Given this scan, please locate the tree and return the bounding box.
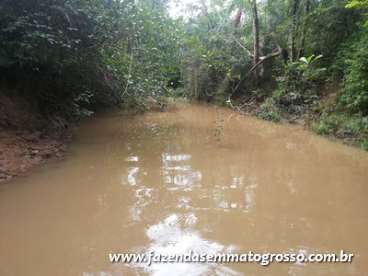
[298,0,311,58]
[251,0,261,79]
[289,0,300,61]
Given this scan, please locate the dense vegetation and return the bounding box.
[0,0,182,117]
[0,0,367,148]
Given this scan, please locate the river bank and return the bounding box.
[0,95,72,184]
[0,130,70,183]
[230,91,368,151]
[0,95,166,184]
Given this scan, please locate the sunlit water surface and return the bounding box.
[1,104,368,276]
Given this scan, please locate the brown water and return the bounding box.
[1,103,368,276]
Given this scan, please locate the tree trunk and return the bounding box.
[234,8,243,27]
[290,0,300,61]
[200,0,208,16]
[191,63,200,100]
[298,0,310,58]
[251,0,260,79]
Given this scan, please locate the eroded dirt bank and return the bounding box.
[0,130,69,183]
[0,95,71,183]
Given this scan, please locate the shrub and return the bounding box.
[272,55,326,117]
[337,29,368,115]
[312,112,368,148]
[312,113,340,135]
[257,98,281,122]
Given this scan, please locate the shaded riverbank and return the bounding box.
[0,129,69,183]
[0,95,72,183]
[230,91,368,151]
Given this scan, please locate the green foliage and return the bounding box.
[336,29,368,114]
[313,112,368,136]
[0,0,183,115]
[256,98,281,122]
[299,54,323,65]
[0,0,134,116]
[272,55,326,116]
[361,138,368,150]
[179,2,254,100]
[312,113,341,135]
[306,1,362,63]
[313,112,368,148]
[346,0,368,8]
[346,0,368,26]
[102,3,183,109]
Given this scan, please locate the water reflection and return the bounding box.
[129,186,154,222]
[210,176,258,213]
[132,214,240,276]
[83,272,112,276]
[162,153,202,189]
[243,180,257,212]
[125,156,139,162]
[127,167,139,186]
[177,196,192,209]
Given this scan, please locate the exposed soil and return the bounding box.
[0,130,70,183]
[0,94,72,184]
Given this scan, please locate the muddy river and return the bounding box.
[1,104,368,276]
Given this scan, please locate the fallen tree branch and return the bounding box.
[233,38,253,57]
[249,50,281,73]
[232,49,281,94]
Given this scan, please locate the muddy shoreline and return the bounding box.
[0,93,75,184]
[0,128,72,184]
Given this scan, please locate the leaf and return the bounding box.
[299,57,308,64]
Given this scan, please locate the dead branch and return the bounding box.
[232,49,281,93]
